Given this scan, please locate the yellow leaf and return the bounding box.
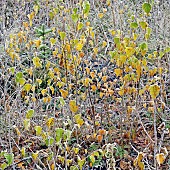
[114,68,122,77]
[74,114,81,121]
[13,126,21,137]
[33,5,39,14]
[51,163,55,170]
[32,57,42,68]
[50,86,54,94]
[27,12,35,21]
[127,106,133,117]
[53,48,58,56]
[57,81,65,88]
[69,100,78,113]
[138,162,145,170]
[90,72,95,79]
[149,84,160,99]
[79,51,85,58]
[60,89,68,99]
[118,88,124,96]
[50,38,56,47]
[102,8,107,13]
[21,147,25,157]
[136,64,142,78]
[125,47,135,57]
[45,61,51,70]
[141,50,146,56]
[76,116,84,126]
[102,76,107,82]
[31,85,36,92]
[148,107,154,113]
[100,92,104,98]
[32,151,39,160]
[46,117,55,128]
[86,67,90,74]
[98,129,106,135]
[93,47,98,55]
[34,39,41,48]
[84,77,90,87]
[76,43,83,51]
[134,152,145,170]
[98,13,104,18]
[23,22,29,29]
[156,153,166,166]
[109,29,116,36]
[102,41,107,48]
[98,72,102,78]
[91,85,97,91]
[86,21,90,26]
[43,97,51,103]
[66,159,72,166]
[65,44,71,53]
[36,79,42,85]
[81,93,86,101]
[41,89,47,96]
[119,55,127,64]
[48,70,55,79]
[133,33,138,41]
[149,68,157,77]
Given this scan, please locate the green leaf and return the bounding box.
[59,32,66,40]
[140,21,148,30]
[23,119,30,130]
[77,22,84,30]
[49,11,54,20]
[59,97,65,106]
[114,37,120,44]
[16,72,23,82]
[142,3,152,14]
[130,22,138,29]
[73,8,78,13]
[26,109,34,119]
[1,162,7,170]
[70,166,79,170]
[159,51,165,58]
[34,126,42,135]
[19,78,26,86]
[44,28,52,34]
[56,128,64,143]
[63,130,72,141]
[78,156,85,170]
[45,137,54,146]
[146,27,152,35]
[24,83,32,93]
[140,42,148,50]
[71,13,79,23]
[145,27,152,40]
[83,1,90,14]
[39,44,50,50]
[109,50,117,59]
[4,153,14,165]
[164,47,170,53]
[89,155,95,164]
[10,67,15,74]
